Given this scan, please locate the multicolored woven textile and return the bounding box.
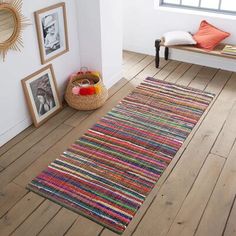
[28,78,214,234]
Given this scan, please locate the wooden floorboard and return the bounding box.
[165,62,192,83]
[0,182,28,218]
[132,72,236,236]
[176,64,202,86]
[211,101,236,158]
[0,124,73,189]
[195,134,236,236]
[154,60,181,81]
[0,106,75,169]
[11,200,61,236]
[189,67,218,90]
[13,55,154,188]
[135,59,169,80]
[223,195,236,236]
[64,217,103,236]
[0,192,44,236]
[0,126,36,157]
[1,52,236,236]
[37,208,78,236]
[166,154,225,236]
[101,59,232,236]
[124,55,154,79]
[122,52,146,72]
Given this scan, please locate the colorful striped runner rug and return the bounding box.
[28,77,214,234]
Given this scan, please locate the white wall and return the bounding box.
[76,0,123,89]
[123,0,236,71]
[75,0,102,72]
[100,0,123,88]
[0,0,81,146]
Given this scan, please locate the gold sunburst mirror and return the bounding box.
[0,0,29,61]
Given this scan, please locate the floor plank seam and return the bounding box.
[187,75,236,235]
[119,58,156,97]
[210,99,236,159]
[192,158,229,236]
[63,112,92,128]
[0,127,36,158]
[168,154,226,236]
[35,206,63,236]
[164,148,215,236]
[209,153,227,160]
[204,68,221,90]
[11,181,29,190]
[209,95,236,159]
[98,228,105,236]
[124,56,155,79]
[221,195,236,236]
[130,64,223,236]
[123,55,147,72]
[0,189,29,220]
[62,215,79,236]
[229,137,236,156]
[10,126,74,188]
[2,52,236,236]
[186,66,208,88]
[175,63,195,83]
[2,51,153,236]
[0,103,74,158]
[162,62,182,81]
[152,60,171,78]
[4,52,153,194]
[152,60,175,79]
[135,58,155,76]
[0,109,77,169]
[209,119,227,155]
[130,63,234,236]
[202,69,220,92]
[174,63,193,83]
[8,199,47,236]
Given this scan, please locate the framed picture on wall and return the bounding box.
[35,3,69,64]
[21,65,62,127]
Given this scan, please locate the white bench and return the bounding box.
[155,39,235,68]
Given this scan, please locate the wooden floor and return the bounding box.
[1,51,236,236]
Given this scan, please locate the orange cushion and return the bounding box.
[193,20,230,51]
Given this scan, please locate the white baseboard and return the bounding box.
[104,70,123,89]
[0,117,32,147]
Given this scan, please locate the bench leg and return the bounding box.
[165,47,169,60]
[155,39,161,68]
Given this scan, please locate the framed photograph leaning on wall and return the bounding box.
[21,65,62,127]
[35,3,69,64]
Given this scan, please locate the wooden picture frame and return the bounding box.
[35,2,69,64]
[21,64,62,127]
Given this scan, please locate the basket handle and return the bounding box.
[79,79,91,87]
[78,67,90,75]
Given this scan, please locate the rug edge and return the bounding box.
[26,185,124,235]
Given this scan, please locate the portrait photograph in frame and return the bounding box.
[35,2,69,64]
[21,65,62,127]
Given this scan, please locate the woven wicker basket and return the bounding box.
[65,73,108,110]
